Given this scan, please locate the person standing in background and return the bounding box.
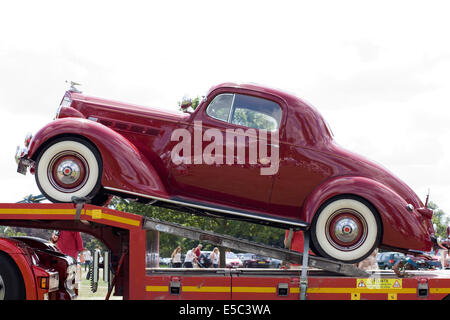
[210,247,220,268]
[55,230,86,291]
[56,231,85,260]
[171,246,182,268]
[50,230,59,245]
[193,244,202,267]
[83,249,92,271]
[184,248,196,268]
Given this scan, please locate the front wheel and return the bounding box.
[310,196,381,264]
[35,137,103,203]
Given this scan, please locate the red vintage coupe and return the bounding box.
[15,82,435,263]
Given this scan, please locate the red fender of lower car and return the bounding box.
[27,118,169,200]
[0,238,38,299]
[301,176,433,252]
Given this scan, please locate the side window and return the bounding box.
[205,93,234,122]
[230,94,282,131]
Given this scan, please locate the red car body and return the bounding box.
[0,236,76,300]
[16,82,435,263]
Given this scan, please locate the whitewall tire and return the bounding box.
[35,138,102,203]
[311,196,381,263]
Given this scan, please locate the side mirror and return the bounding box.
[180,95,193,113]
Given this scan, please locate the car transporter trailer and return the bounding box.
[1,201,450,301]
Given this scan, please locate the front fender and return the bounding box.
[301,176,433,251]
[0,239,38,299]
[28,118,169,200]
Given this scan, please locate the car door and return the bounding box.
[169,90,284,212]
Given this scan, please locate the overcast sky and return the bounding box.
[1,1,449,217]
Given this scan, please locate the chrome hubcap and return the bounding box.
[48,151,89,193]
[57,160,81,185]
[334,218,360,243]
[326,209,367,251]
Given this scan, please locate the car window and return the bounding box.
[231,94,282,131]
[206,93,234,122]
[205,93,282,131]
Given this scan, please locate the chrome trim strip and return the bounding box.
[227,93,236,123]
[104,186,308,228]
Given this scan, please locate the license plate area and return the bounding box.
[17,160,28,175]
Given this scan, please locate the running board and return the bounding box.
[104,186,308,230]
[142,217,369,278]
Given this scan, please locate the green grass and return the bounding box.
[77,267,122,300]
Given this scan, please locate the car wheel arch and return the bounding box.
[28,119,169,201]
[301,175,431,252]
[30,133,102,164]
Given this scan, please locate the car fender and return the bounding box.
[0,238,38,299]
[301,176,432,251]
[27,118,169,200]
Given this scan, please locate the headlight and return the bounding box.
[15,146,28,164]
[24,132,33,148]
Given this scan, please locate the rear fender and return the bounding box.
[28,118,169,199]
[301,176,432,251]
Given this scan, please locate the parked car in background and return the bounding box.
[159,257,171,267]
[239,253,271,268]
[376,252,405,269]
[226,251,243,268]
[269,258,282,268]
[406,251,441,270]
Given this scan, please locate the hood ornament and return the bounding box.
[66,80,82,93]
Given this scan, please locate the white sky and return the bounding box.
[1,0,449,216]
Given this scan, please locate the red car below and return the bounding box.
[15,82,435,263]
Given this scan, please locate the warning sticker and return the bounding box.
[356,278,402,289]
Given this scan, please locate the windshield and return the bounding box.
[226,252,238,259]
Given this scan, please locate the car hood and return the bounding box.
[70,92,190,123]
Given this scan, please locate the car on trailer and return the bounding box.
[15,82,435,264]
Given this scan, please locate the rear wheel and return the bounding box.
[0,252,26,300]
[311,196,381,264]
[35,137,103,204]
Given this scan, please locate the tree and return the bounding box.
[178,96,202,111]
[0,226,26,237]
[109,197,285,258]
[428,200,449,239]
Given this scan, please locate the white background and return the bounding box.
[1,0,449,216]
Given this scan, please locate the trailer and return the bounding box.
[1,202,450,301]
